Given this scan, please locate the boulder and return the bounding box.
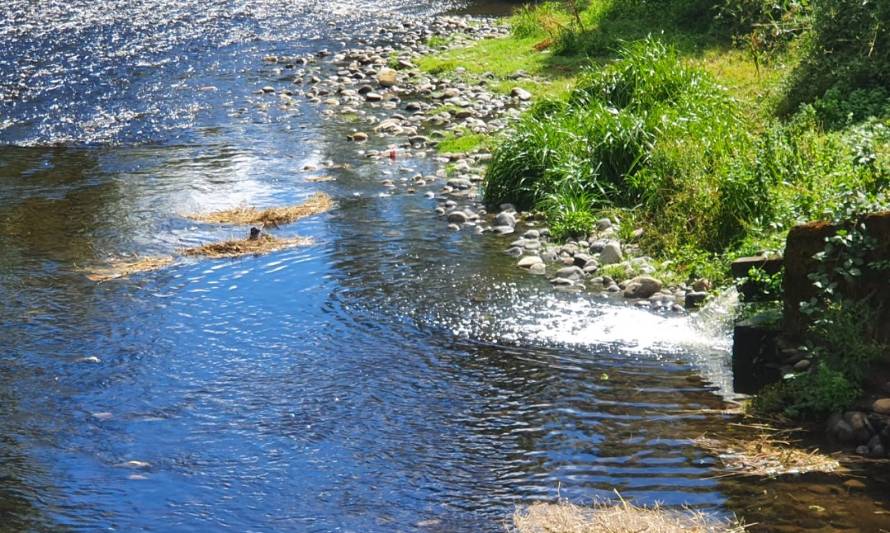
[599,241,623,265]
[573,253,594,268]
[528,263,546,275]
[511,87,532,101]
[446,211,469,224]
[505,246,523,257]
[827,413,856,443]
[495,211,516,228]
[844,411,874,443]
[873,398,890,415]
[376,68,398,87]
[623,276,663,299]
[685,291,708,308]
[555,266,583,281]
[517,256,543,269]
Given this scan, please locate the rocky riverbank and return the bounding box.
[265,11,890,466]
[259,14,711,314]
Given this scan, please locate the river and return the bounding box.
[1,1,888,531]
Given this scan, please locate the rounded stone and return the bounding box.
[873,398,890,415]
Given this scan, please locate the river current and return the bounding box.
[2,1,889,531]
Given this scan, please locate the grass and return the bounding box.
[436,131,492,154]
[417,35,580,98]
[181,234,313,259]
[513,498,744,533]
[185,192,333,227]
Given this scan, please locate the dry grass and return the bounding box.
[695,431,842,478]
[513,499,744,533]
[82,256,173,282]
[186,192,333,227]
[181,234,312,258]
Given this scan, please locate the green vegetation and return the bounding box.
[436,130,492,154]
[420,0,890,418]
[540,185,597,240]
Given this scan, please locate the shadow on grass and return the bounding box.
[536,0,736,73]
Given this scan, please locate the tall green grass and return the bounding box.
[484,37,889,254]
[485,38,753,249]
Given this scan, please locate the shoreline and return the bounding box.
[271,4,890,510]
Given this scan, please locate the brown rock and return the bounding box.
[842,479,866,491]
[873,398,890,415]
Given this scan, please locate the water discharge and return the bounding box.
[2,1,890,531]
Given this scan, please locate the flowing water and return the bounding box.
[2,1,890,531]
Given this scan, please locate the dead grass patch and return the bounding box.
[695,431,842,477]
[186,192,333,227]
[82,256,173,282]
[181,234,312,259]
[513,499,744,533]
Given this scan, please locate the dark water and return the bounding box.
[2,1,890,531]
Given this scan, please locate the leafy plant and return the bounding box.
[743,267,784,301]
[540,185,597,240]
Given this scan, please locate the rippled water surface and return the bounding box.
[3,1,890,531]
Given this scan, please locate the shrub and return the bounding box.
[714,0,811,51]
[782,0,890,123]
[510,2,564,39]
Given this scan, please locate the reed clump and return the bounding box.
[186,192,333,227]
[181,234,312,259]
[82,256,174,282]
[512,499,744,533]
[695,432,842,477]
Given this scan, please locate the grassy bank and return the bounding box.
[421,0,889,418]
